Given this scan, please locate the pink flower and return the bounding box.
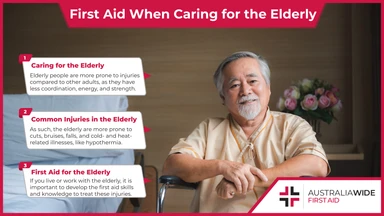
[285,98,297,111]
[284,86,300,99]
[318,95,331,109]
[331,100,343,112]
[300,94,318,111]
[324,90,339,106]
[315,88,325,95]
[331,86,340,93]
[276,97,286,111]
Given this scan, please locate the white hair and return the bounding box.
[213,51,271,96]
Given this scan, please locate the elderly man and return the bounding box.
[162,51,330,213]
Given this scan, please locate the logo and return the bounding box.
[279,186,300,207]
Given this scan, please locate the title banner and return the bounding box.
[58,0,326,28]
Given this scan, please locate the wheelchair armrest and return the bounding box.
[159,175,199,190]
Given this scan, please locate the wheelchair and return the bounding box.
[157,175,198,213]
[156,175,313,213]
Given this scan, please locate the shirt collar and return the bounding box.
[228,107,272,142]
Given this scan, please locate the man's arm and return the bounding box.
[162,153,268,193]
[253,154,328,187]
[215,154,328,199]
[162,153,222,183]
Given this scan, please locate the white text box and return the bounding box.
[23,111,146,149]
[23,165,146,198]
[22,57,146,96]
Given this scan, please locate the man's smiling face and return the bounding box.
[221,57,271,120]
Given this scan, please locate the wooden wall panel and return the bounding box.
[3,3,373,212]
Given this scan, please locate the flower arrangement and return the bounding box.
[277,78,342,124]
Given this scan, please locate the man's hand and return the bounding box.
[219,161,268,194]
[215,178,238,199]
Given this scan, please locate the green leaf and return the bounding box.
[293,108,304,116]
[307,110,322,118]
[304,110,333,124]
[321,113,333,124]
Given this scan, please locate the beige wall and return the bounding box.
[4,3,373,212]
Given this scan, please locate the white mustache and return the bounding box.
[238,95,259,104]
